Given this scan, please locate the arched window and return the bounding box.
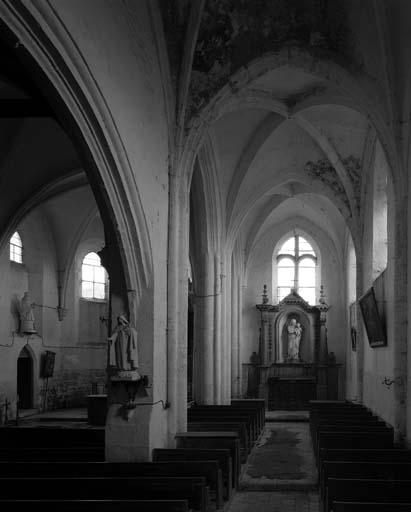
[10,231,23,263]
[372,140,388,278]
[276,234,317,304]
[81,252,107,300]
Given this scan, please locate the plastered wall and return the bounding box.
[0,201,109,420]
[360,142,396,428]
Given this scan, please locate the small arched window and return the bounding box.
[276,234,317,304]
[81,252,107,300]
[10,231,23,263]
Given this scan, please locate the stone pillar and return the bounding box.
[237,280,244,397]
[220,256,231,404]
[196,252,215,404]
[213,254,222,404]
[231,266,239,397]
[166,179,189,442]
[99,243,155,461]
[355,259,364,403]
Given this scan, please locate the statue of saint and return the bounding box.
[287,318,302,361]
[19,292,36,334]
[108,315,139,371]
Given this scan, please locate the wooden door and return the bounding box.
[17,353,33,409]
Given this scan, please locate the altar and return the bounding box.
[243,287,341,409]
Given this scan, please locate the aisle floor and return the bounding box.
[228,416,319,512]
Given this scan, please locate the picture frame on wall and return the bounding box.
[359,287,387,348]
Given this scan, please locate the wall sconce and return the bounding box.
[382,376,404,388]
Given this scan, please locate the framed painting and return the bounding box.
[359,287,386,348]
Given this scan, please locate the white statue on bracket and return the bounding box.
[287,318,302,362]
[19,292,36,334]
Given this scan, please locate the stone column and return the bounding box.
[100,243,155,461]
[213,254,222,404]
[196,252,215,404]
[221,255,231,404]
[231,266,239,397]
[237,280,244,397]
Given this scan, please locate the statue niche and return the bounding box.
[279,312,310,363]
[248,287,338,409]
[259,291,319,365]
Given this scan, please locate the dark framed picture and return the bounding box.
[359,287,386,348]
[40,350,56,378]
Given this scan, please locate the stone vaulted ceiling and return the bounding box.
[161,0,391,261]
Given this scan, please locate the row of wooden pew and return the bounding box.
[310,399,411,512]
[0,398,265,511]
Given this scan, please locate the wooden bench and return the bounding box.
[189,406,259,441]
[231,399,265,432]
[333,502,411,511]
[321,461,411,503]
[311,418,387,451]
[320,448,411,464]
[175,432,241,488]
[187,411,254,447]
[0,500,190,512]
[326,478,411,512]
[0,461,224,510]
[0,427,105,447]
[315,424,394,463]
[316,430,394,464]
[0,476,209,512]
[153,448,233,499]
[187,421,249,456]
[0,446,105,461]
[309,400,366,410]
[318,448,411,489]
[310,410,375,439]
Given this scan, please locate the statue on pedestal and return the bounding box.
[287,318,302,361]
[19,292,36,334]
[108,315,139,373]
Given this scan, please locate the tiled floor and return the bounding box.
[228,417,320,512]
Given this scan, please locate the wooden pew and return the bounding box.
[311,416,392,447]
[316,430,394,465]
[0,426,105,447]
[0,461,224,510]
[320,448,411,464]
[153,448,233,500]
[187,421,249,457]
[318,448,411,489]
[310,410,375,444]
[187,411,254,447]
[0,476,209,512]
[189,406,259,441]
[321,461,411,503]
[175,432,241,488]
[231,399,265,432]
[333,502,411,511]
[326,478,411,512]
[315,424,394,463]
[0,446,105,461]
[0,500,190,512]
[309,400,365,410]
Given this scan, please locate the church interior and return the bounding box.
[0,1,411,510]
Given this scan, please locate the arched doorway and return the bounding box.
[17,346,33,409]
